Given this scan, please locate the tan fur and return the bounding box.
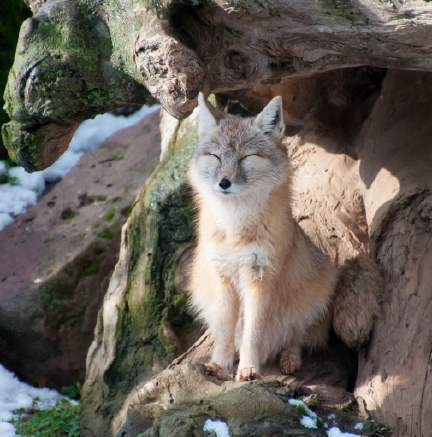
[333,255,383,349]
[188,94,338,380]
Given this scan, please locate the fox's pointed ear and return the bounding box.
[197,92,217,141]
[254,96,285,140]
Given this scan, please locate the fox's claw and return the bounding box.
[236,366,259,381]
[205,362,232,380]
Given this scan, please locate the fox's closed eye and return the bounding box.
[240,154,263,162]
[204,153,221,161]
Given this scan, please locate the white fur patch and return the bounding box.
[204,243,272,281]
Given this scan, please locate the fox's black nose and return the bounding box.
[219,178,231,190]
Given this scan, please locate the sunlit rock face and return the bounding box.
[0,110,160,388]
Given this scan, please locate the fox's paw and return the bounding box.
[236,366,259,382]
[204,362,232,381]
[280,351,302,375]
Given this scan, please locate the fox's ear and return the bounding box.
[197,92,217,141]
[254,96,285,140]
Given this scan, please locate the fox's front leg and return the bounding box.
[206,277,239,380]
[236,278,268,382]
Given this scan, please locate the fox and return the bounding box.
[188,93,381,381]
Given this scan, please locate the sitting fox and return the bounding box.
[188,93,381,381]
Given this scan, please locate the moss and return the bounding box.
[103,209,116,221]
[0,0,30,155]
[82,262,99,276]
[97,228,113,239]
[120,204,133,217]
[1,0,151,168]
[320,0,363,24]
[103,119,199,408]
[41,279,74,329]
[320,0,369,25]
[12,399,80,437]
[61,208,78,220]
[60,382,81,400]
[1,121,43,170]
[95,195,107,202]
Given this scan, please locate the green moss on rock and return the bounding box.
[85,117,198,432]
[2,0,152,169]
[0,0,30,157]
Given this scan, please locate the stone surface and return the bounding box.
[82,110,200,437]
[114,361,387,437]
[0,0,29,157]
[0,109,160,388]
[5,0,432,168]
[355,70,432,437]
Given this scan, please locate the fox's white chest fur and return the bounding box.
[204,241,272,284]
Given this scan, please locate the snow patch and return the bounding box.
[288,398,317,420]
[0,364,76,435]
[289,398,318,429]
[300,415,318,429]
[0,421,17,437]
[326,426,358,437]
[0,104,158,231]
[354,422,364,430]
[203,418,231,437]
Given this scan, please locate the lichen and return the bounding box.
[103,119,198,410]
[1,0,152,169]
[0,0,30,154]
[320,0,369,25]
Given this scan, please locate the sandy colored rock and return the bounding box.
[114,360,387,437]
[355,70,432,437]
[0,110,160,387]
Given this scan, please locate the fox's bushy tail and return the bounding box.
[332,255,383,349]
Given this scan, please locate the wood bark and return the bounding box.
[355,70,432,437]
[5,0,432,168]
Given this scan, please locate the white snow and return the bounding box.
[288,398,318,420]
[300,415,318,429]
[289,398,318,429]
[0,363,76,436]
[0,104,158,231]
[0,421,17,437]
[326,427,358,437]
[203,418,231,437]
[354,422,364,430]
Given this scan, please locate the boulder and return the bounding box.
[0,109,160,388]
[0,0,29,157]
[115,362,388,437]
[82,110,200,436]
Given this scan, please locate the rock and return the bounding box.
[5,0,432,168]
[0,109,160,388]
[2,0,153,170]
[354,70,432,436]
[114,361,388,437]
[82,110,200,437]
[0,0,29,158]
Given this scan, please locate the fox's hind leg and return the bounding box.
[279,344,302,375]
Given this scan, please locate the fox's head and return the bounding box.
[189,93,288,202]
